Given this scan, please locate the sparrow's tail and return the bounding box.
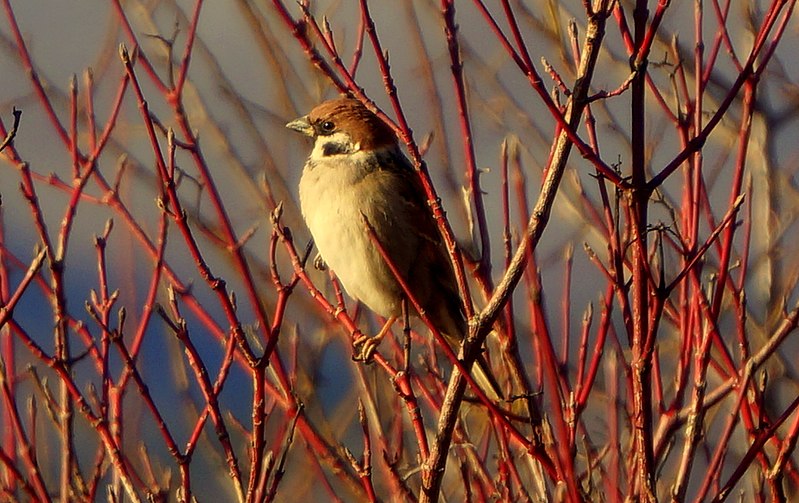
[472,352,504,402]
[434,304,504,401]
[439,323,505,402]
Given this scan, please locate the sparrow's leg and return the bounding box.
[353,316,397,362]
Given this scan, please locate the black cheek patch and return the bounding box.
[322,141,349,156]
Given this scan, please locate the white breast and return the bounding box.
[298,152,404,318]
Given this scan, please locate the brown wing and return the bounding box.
[372,149,504,398]
[373,148,467,342]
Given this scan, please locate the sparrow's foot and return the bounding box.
[352,316,397,362]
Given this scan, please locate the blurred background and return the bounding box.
[2,0,799,500]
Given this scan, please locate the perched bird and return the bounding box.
[287,97,500,398]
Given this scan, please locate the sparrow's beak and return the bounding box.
[286,115,314,136]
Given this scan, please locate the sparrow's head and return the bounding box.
[286,98,397,156]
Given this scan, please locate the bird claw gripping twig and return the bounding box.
[351,316,397,362]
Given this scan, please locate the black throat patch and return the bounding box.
[321,140,350,156]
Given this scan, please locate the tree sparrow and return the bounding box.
[287,98,500,398]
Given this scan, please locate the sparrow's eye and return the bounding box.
[320,120,336,133]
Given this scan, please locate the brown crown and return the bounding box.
[307,98,397,150]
